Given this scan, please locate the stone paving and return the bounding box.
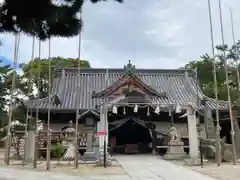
[116,155,218,180]
[0,155,219,180]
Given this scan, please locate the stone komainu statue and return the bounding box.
[170,127,181,141]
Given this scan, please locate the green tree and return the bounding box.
[20,57,90,98]
[0,41,10,126]
[0,61,12,126]
[185,49,239,101]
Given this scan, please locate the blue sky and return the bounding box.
[0,56,20,69]
[0,0,240,69]
[0,56,12,66]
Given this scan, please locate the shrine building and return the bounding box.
[24,61,229,155]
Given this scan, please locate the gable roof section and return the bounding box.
[92,73,166,98]
[24,67,228,111]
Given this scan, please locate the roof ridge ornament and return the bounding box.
[124,60,136,75]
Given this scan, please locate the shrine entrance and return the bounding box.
[109,118,152,154]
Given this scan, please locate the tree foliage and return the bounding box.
[1,50,91,123]
[0,60,28,125]
[0,0,123,40]
[0,60,11,124]
[185,43,240,102]
[19,57,90,98]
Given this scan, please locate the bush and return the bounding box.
[52,140,65,159]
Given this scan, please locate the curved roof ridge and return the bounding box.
[93,73,166,98]
[184,76,228,109]
[59,67,196,75]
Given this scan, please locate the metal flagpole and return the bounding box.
[22,36,35,166]
[46,38,51,170]
[207,0,221,166]
[74,6,83,169]
[34,39,41,168]
[230,6,240,91]
[218,0,237,165]
[5,33,20,165]
[230,7,236,45]
[104,69,109,168]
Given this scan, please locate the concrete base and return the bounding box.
[96,159,112,166]
[96,151,112,166]
[163,140,187,160]
[83,151,97,162]
[184,158,201,166]
[164,154,187,160]
[152,149,157,155]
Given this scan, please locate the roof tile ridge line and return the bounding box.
[79,109,100,116]
[93,74,127,97]
[163,77,174,103]
[95,73,165,97]
[183,71,203,105]
[132,74,166,97]
[58,69,66,100]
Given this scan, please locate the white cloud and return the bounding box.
[1,0,240,69]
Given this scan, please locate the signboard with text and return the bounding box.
[97,131,107,136]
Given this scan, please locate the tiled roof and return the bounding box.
[24,68,228,111]
[92,73,166,98]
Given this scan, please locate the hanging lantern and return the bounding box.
[112,105,118,114]
[147,106,150,116]
[134,104,138,113]
[154,105,160,114]
[123,106,126,115]
[175,104,181,113]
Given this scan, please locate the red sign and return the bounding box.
[97,131,107,136]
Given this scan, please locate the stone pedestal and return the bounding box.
[86,131,93,151]
[25,131,36,162]
[185,105,200,165]
[184,158,201,166]
[164,140,186,160]
[83,131,97,162]
[96,148,112,166]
